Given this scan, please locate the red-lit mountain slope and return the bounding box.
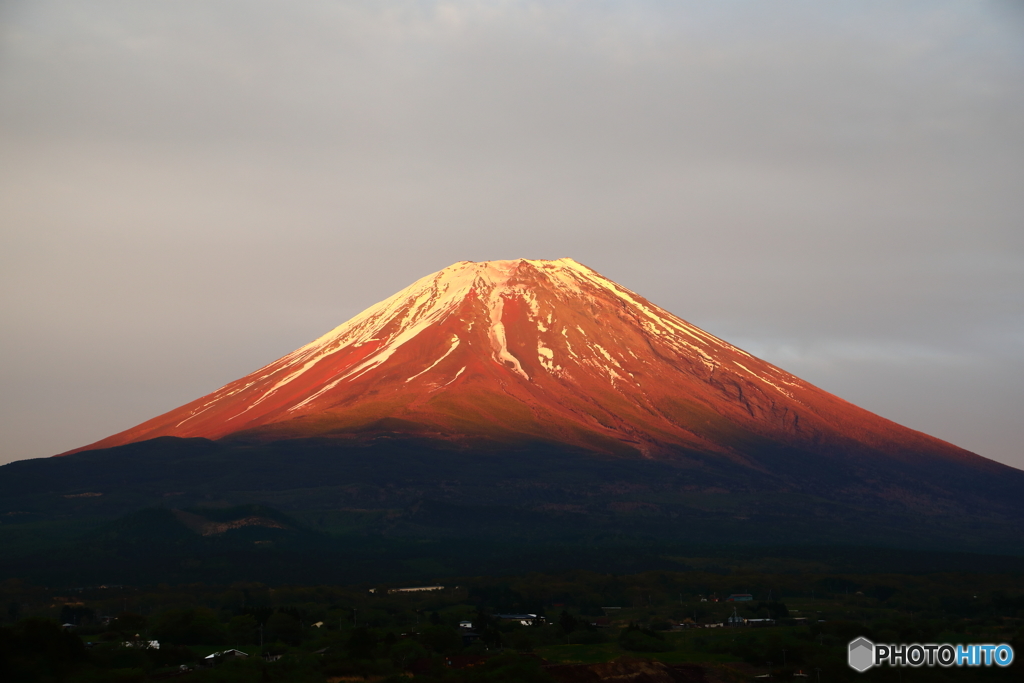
[60,258,987,471]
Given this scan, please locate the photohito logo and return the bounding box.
[848,637,874,672]
[848,637,1014,671]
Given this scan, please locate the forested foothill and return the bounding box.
[1,569,1021,682]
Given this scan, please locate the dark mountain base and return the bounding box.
[2,436,1022,585]
[5,507,1024,587]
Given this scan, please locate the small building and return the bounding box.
[493,613,543,626]
[205,649,248,660]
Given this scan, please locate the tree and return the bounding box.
[766,601,789,620]
[472,609,502,649]
[558,611,578,637]
[227,614,257,646]
[347,626,377,658]
[265,612,302,646]
[0,618,87,681]
[390,638,428,669]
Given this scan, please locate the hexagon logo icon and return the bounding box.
[848,637,875,672]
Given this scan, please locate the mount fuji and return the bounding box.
[61,258,989,471]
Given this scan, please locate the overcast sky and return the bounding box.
[1,1,1022,469]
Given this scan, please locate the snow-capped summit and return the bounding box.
[61,258,982,469]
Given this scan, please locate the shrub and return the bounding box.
[618,623,672,652]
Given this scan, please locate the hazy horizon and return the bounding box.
[2,1,1022,468]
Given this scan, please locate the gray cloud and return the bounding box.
[2,1,1022,467]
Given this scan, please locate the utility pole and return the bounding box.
[782,649,786,667]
